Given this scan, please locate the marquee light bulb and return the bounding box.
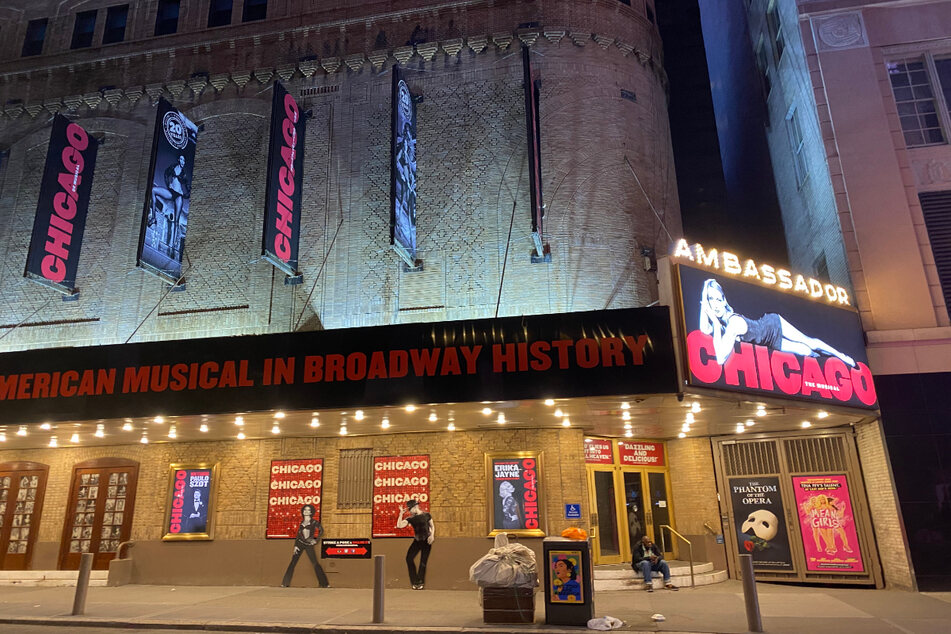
[310,417,320,428]
[271,424,281,435]
[691,402,702,413]
[154,416,164,424]
[818,411,829,419]
[735,424,745,434]
[140,434,149,444]
[70,433,80,443]
[481,407,492,415]
[405,404,416,412]
[554,409,564,418]
[621,402,630,410]
[447,423,456,431]
[625,430,634,438]
[801,421,812,428]
[199,424,208,433]
[355,410,365,421]
[497,413,506,424]
[237,432,246,440]
[428,411,437,422]
[686,412,695,424]
[274,411,285,419]
[624,423,632,430]
[339,426,348,436]
[49,435,58,447]
[168,426,177,439]
[122,422,133,431]
[17,426,27,436]
[622,411,631,421]
[235,416,244,426]
[682,423,691,433]
[0,432,6,442]
[561,418,571,428]
[95,425,105,438]
[678,432,687,439]
[381,418,390,429]
[544,399,555,406]
[756,408,766,417]
[40,422,52,430]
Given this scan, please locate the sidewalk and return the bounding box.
[0,580,949,633]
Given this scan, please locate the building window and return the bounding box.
[242,0,267,22]
[785,105,807,187]
[208,0,233,28]
[919,190,951,313]
[766,0,785,63]
[337,449,372,509]
[71,10,97,49]
[103,5,129,45]
[935,57,951,131]
[755,37,772,100]
[887,59,945,147]
[21,18,48,57]
[813,253,829,281]
[154,0,180,36]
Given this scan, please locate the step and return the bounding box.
[594,569,728,591]
[593,560,714,579]
[0,570,109,587]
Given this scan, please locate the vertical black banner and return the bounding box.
[137,98,198,284]
[262,82,305,276]
[24,115,99,295]
[523,46,544,242]
[729,476,793,570]
[390,67,418,266]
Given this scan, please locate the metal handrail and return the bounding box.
[659,525,695,588]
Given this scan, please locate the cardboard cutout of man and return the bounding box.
[281,504,329,588]
[396,499,434,589]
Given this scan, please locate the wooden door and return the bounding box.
[0,462,49,570]
[58,458,138,571]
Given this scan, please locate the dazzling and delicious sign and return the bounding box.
[583,439,614,464]
[266,459,322,539]
[372,455,430,538]
[617,440,664,466]
[729,476,793,570]
[162,464,216,541]
[390,67,417,266]
[487,452,544,537]
[24,115,99,295]
[262,82,305,276]
[677,263,877,409]
[0,307,678,424]
[792,475,864,572]
[137,98,199,284]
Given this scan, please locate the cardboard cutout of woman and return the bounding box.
[396,499,434,589]
[281,504,329,588]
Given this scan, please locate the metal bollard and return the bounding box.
[738,554,763,632]
[372,554,385,623]
[71,552,94,616]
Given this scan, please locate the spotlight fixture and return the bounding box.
[381,417,391,430]
[624,422,632,430]
[428,411,437,422]
[622,411,631,421]
[154,416,165,424]
[355,410,365,421]
[95,424,105,438]
[199,424,209,433]
[678,432,687,439]
[554,408,564,418]
[271,424,281,434]
[405,404,416,412]
[756,408,766,417]
[235,416,244,426]
[274,411,286,419]
[621,402,630,410]
[40,422,52,430]
[625,430,633,437]
[17,426,27,437]
[49,435,58,447]
[801,421,812,428]
[686,412,695,424]
[310,417,320,428]
[0,432,6,442]
[544,399,555,406]
[168,426,177,439]
[497,413,506,424]
[561,418,571,428]
[447,423,456,431]
[70,433,80,443]
[735,424,745,434]
[339,426,348,436]
[122,422,133,432]
[691,402,701,413]
[140,434,149,444]
[745,420,754,427]
[237,432,246,440]
[481,407,492,415]
[681,423,691,433]
[817,411,829,419]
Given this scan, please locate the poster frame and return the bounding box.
[485,450,545,538]
[390,66,418,268]
[791,473,866,574]
[265,458,323,539]
[371,454,431,538]
[548,548,585,603]
[161,462,218,541]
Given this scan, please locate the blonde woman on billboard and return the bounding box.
[699,279,856,367]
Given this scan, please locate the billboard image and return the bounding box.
[390,67,417,266]
[138,98,198,284]
[262,82,305,276]
[372,455,430,537]
[677,264,877,408]
[24,115,99,295]
[163,464,216,540]
[487,452,544,536]
[549,549,584,603]
[793,475,864,572]
[266,459,322,539]
[729,476,793,570]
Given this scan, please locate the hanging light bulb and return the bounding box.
[682,423,691,433]
[736,424,745,434]
[756,406,766,417]
[274,411,286,419]
[310,417,320,428]
[49,435,58,447]
[168,426,177,439]
[70,433,80,444]
[801,421,812,428]
[624,423,632,430]
[17,426,27,436]
[94,424,105,438]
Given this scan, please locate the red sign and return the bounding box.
[584,439,614,464]
[618,441,665,466]
[372,455,430,538]
[266,458,323,538]
[321,539,372,559]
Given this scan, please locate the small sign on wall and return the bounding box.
[565,504,581,520]
[321,539,372,559]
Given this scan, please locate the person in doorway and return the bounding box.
[699,278,856,366]
[281,504,329,588]
[632,535,677,592]
[396,499,434,589]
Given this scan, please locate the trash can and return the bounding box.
[480,586,536,623]
[543,537,594,626]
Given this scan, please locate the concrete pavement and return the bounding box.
[0,581,949,633]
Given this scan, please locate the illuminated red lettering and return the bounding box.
[41,123,90,284]
[271,92,301,263]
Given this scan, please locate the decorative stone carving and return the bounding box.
[62,95,83,111]
[166,80,186,99]
[615,41,635,57]
[209,74,231,92]
[467,35,488,55]
[298,59,320,77]
[367,49,389,70]
[416,42,438,62]
[124,86,144,107]
[277,65,297,82]
[103,88,124,107]
[44,99,63,115]
[25,102,43,118]
[321,57,341,74]
[4,103,22,119]
[492,32,513,51]
[813,12,868,51]
[544,29,566,44]
[393,46,414,65]
[518,31,539,47]
[914,158,951,187]
[635,51,651,66]
[253,69,273,85]
[593,34,615,49]
[345,53,366,72]
[441,38,464,58]
[145,83,165,104]
[187,75,208,99]
[82,92,102,110]
[231,71,252,89]
[569,32,590,47]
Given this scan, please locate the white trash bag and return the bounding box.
[469,533,539,589]
[587,616,624,630]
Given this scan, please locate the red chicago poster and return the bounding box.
[372,455,430,538]
[266,458,323,538]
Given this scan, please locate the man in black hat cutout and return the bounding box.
[396,499,434,589]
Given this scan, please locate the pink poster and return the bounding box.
[792,475,864,572]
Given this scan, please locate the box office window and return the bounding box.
[22,18,48,57]
[71,10,97,49]
[103,5,129,45]
[337,449,372,509]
